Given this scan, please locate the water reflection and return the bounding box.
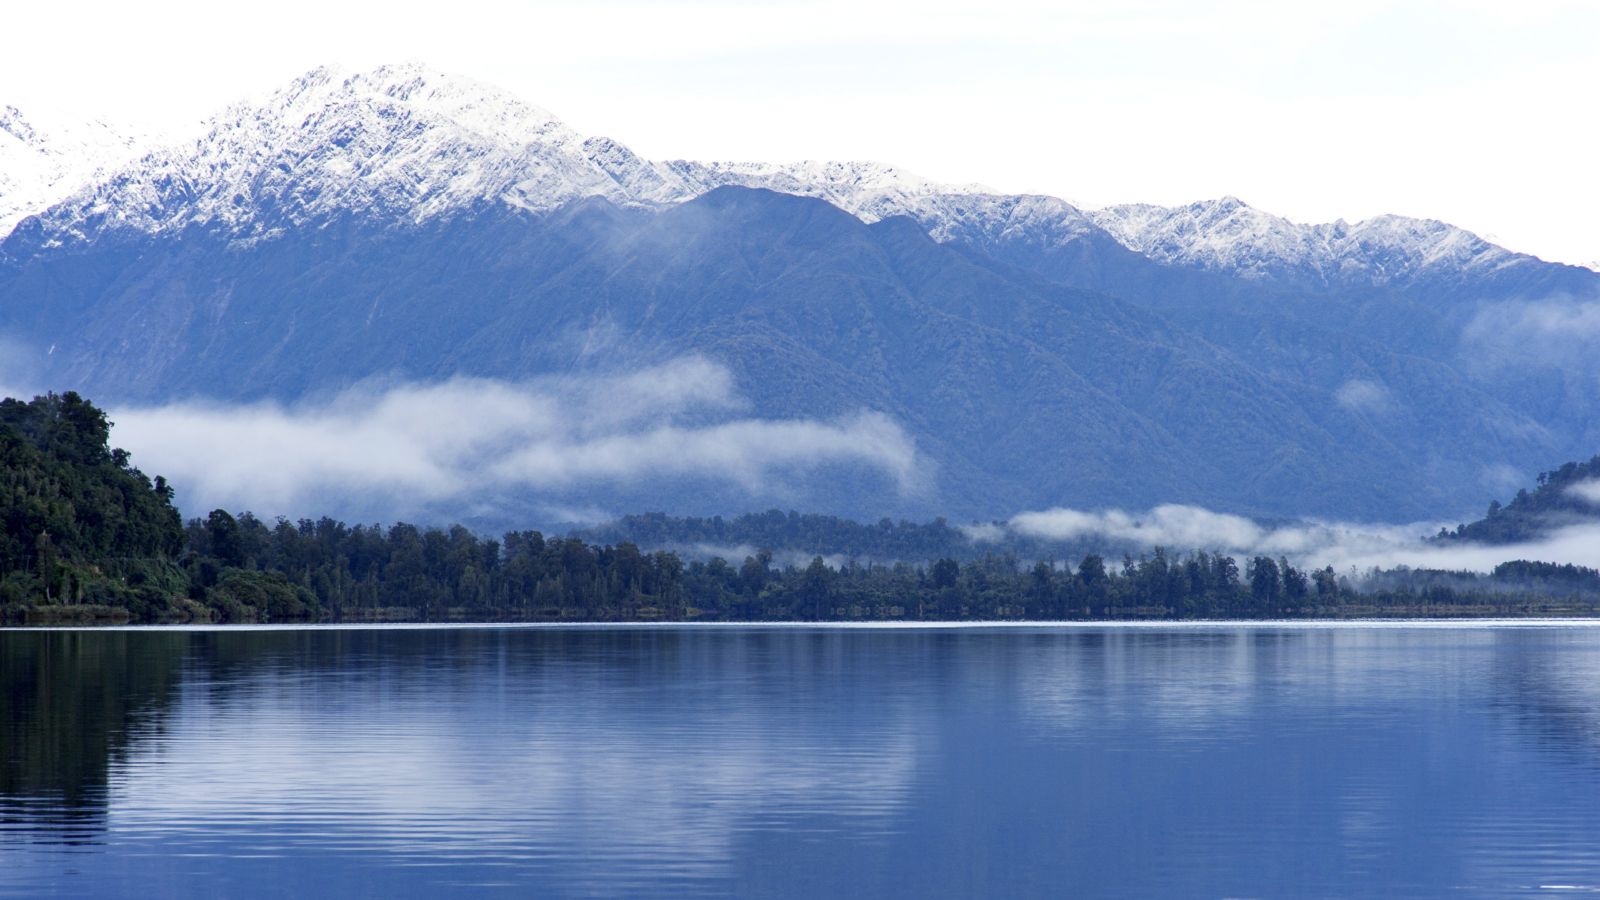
[1489,629,1600,763]
[3,625,1600,897]
[0,632,188,845]
[108,630,925,893]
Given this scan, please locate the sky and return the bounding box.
[3,0,1596,265]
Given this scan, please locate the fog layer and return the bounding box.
[1001,503,1600,574]
[110,358,923,520]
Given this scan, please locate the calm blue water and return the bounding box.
[4,624,1600,897]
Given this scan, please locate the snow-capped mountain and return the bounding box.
[0,106,147,237]
[663,160,1115,264]
[12,65,1041,249]
[1089,197,1527,290]
[5,60,1561,296]
[17,63,690,246]
[4,64,1551,293]
[665,159,991,227]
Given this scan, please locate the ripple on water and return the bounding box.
[4,626,1600,897]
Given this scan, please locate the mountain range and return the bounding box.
[2,62,1597,525]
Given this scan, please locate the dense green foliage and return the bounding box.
[3,392,1599,624]
[0,393,186,617]
[1440,455,1600,544]
[178,512,685,622]
[18,503,1600,623]
[179,531,1600,621]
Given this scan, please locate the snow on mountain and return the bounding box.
[666,163,1527,291]
[1089,197,1526,289]
[20,63,689,246]
[17,63,1108,258]
[0,106,146,236]
[665,159,987,223]
[7,61,1558,293]
[663,159,1112,253]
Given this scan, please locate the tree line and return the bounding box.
[4,392,1599,624]
[1439,454,1600,544]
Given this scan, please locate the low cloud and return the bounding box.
[0,334,44,401]
[1461,296,1600,375]
[1322,523,1600,574]
[1480,463,1526,496]
[1011,504,1271,550]
[1333,378,1396,416]
[1004,502,1600,573]
[1567,479,1600,507]
[959,522,1006,543]
[110,357,924,519]
[488,413,918,494]
[674,543,850,569]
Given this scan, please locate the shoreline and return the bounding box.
[9,617,1600,632]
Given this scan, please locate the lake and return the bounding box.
[4,623,1600,897]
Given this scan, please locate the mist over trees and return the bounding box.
[4,392,1600,625]
[1440,455,1600,544]
[577,511,979,562]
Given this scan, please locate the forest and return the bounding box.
[4,392,1600,625]
[1438,454,1600,544]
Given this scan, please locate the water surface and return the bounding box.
[4,623,1600,897]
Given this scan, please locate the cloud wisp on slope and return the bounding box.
[109,357,926,520]
[994,503,1600,574]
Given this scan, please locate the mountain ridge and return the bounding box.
[5,61,1584,289]
[0,105,146,237]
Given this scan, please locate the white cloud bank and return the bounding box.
[1333,378,1396,416]
[1566,479,1600,507]
[1000,503,1600,574]
[1461,297,1600,377]
[109,357,923,517]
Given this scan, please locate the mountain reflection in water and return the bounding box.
[4,625,1600,897]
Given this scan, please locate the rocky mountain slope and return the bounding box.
[0,106,146,237]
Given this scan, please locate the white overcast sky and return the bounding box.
[5,0,1597,265]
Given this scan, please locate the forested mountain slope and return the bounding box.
[3,63,1596,523]
[0,185,1554,521]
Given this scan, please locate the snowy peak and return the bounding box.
[316,63,577,150]
[660,159,1108,252]
[15,64,1065,251]
[0,106,147,236]
[0,106,40,145]
[664,159,995,225]
[582,136,686,203]
[3,61,1566,296]
[21,62,688,245]
[1092,197,1323,279]
[1089,196,1522,288]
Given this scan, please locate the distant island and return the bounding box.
[3,392,1598,626]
